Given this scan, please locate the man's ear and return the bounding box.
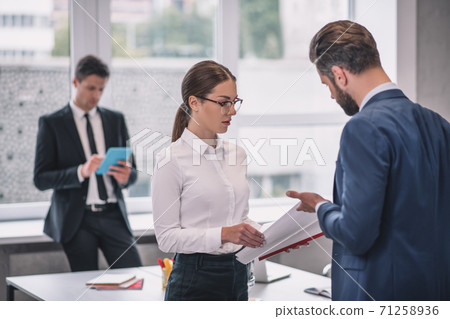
[188,96,200,112]
[73,77,79,88]
[331,66,348,88]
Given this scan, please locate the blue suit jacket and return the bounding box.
[318,89,450,300]
[33,104,137,243]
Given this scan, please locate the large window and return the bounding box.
[108,0,349,199]
[236,0,397,199]
[238,0,348,115]
[0,0,398,217]
[0,0,69,204]
[236,0,348,199]
[109,0,217,197]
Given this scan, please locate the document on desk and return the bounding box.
[236,204,323,264]
[86,273,136,286]
[91,278,144,290]
[304,286,331,299]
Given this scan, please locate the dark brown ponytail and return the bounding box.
[171,60,236,142]
[171,103,191,142]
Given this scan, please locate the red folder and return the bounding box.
[258,232,324,261]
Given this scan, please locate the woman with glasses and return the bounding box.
[151,60,264,301]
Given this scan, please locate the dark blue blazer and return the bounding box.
[34,104,137,243]
[318,89,450,300]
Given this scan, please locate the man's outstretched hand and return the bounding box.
[286,190,329,212]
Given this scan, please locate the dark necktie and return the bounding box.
[85,113,108,201]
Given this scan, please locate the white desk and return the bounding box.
[6,262,331,301]
[6,266,164,301]
[0,197,301,301]
[250,262,331,301]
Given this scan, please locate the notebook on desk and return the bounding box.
[254,259,291,283]
[304,286,332,299]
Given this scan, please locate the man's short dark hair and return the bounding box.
[75,55,110,82]
[309,20,381,78]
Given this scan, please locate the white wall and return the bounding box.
[397,0,450,121]
[416,0,450,120]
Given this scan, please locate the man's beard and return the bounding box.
[331,79,359,116]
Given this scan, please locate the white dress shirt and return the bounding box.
[360,82,398,110]
[151,128,260,255]
[70,101,117,204]
[316,82,399,212]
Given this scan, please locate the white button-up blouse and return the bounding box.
[151,128,260,254]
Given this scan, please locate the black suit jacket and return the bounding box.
[34,104,137,243]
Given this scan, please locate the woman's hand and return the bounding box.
[285,242,309,253]
[221,223,265,248]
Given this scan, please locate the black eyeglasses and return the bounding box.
[195,96,243,114]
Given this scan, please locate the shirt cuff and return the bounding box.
[119,180,128,189]
[243,218,261,231]
[315,201,329,213]
[205,227,223,251]
[77,165,85,183]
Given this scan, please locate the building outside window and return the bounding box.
[109,0,217,196]
[0,0,69,205]
[237,0,349,199]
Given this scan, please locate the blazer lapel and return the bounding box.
[62,104,86,162]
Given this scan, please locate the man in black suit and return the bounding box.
[34,55,142,271]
